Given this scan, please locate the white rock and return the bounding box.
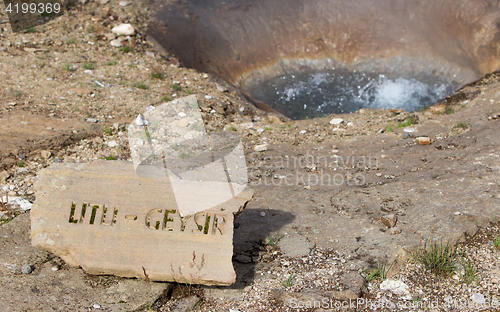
[118,1,129,6]
[216,84,228,92]
[41,150,52,159]
[110,39,122,47]
[299,130,307,134]
[112,24,135,36]
[83,70,94,75]
[134,114,149,126]
[178,112,187,118]
[380,279,411,299]
[99,0,109,4]
[404,127,416,133]
[205,95,213,100]
[472,293,485,304]
[108,141,118,148]
[330,118,344,125]
[2,197,32,211]
[240,122,254,129]
[347,122,354,127]
[254,144,268,152]
[104,33,116,41]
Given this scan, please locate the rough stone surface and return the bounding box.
[40,150,51,159]
[5,197,32,211]
[110,39,123,47]
[390,227,402,235]
[381,214,397,228]
[31,160,254,285]
[0,111,108,170]
[416,137,431,145]
[380,279,411,299]
[338,272,366,298]
[326,289,361,300]
[271,289,323,307]
[112,23,135,36]
[172,296,201,312]
[429,104,446,114]
[329,118,344,125]
[254,144,268,152]
[0,170,10,182]
[21,264,32,274]
[278,234,315,258]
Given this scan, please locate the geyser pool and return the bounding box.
[246,68,455,120]
[147,0,500,119]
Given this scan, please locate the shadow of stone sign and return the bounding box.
[31,96,253,285]
[232,208,296,285]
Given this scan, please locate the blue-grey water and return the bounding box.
[246,68,455,120]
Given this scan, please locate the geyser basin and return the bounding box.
[245,65,455,119]
[148,0,500,118]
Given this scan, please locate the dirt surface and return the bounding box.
[0,1,500,311]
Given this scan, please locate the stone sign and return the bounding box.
[32,96,253,286]
[31,160,253,285]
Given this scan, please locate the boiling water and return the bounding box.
[246,68,455,120]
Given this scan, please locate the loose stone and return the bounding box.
[21,264,32,274]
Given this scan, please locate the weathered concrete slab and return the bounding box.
[31,160,253,285]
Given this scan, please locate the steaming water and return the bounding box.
[246,68,455,120]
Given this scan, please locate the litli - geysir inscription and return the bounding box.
[68,203,227,235]
[32,96,252,285]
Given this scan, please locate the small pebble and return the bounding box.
[330,118,344,125]
[260,211,266,217]
[254,144,268,152]
[21,264,32,274]
[390,227,402,235]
